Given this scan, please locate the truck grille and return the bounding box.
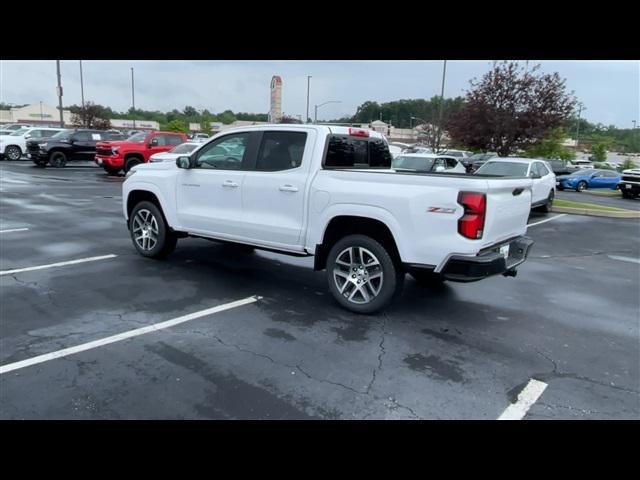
[26,142,41,153]
[622,176,640,182]
[96,147,113,156]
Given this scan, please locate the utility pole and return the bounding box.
[56,60,64,127]
[131,67,136,130]
[435,60,448,152]
[39,101,43,122]
[575,103,585,150]
[79,60,86,127]
[306,76,311,124]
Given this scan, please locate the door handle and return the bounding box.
[222,180,239,188]
[279,184,299,192]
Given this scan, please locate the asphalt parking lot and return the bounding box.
[556,189,640,210]
[1,161,638,419]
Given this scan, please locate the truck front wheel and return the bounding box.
[326,234,403,314]
[129,201,177,259]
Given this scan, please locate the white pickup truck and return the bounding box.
[123,125,534,313]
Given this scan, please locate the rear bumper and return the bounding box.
[439,236,534,282]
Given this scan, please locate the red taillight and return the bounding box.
[348,128,369,137]
[458,192,486,239]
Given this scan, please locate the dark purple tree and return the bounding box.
[446,62,577,156]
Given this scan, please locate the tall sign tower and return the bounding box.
[269,76,283,123]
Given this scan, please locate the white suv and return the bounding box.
[475,157,556,212]
[0,127,66,160]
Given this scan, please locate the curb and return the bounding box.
[552,206,640,219]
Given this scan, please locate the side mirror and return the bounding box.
[176,156,191,169]
[148,138,159,147]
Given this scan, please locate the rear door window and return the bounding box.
[324,136,391,169]
[255,131,307,171]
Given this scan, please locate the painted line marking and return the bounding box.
[527,214,567,227]
[0,228,29,234]
[607,255,640,265]
[0,254,117,276]
[0,295,262,375]
[498,378,548,420]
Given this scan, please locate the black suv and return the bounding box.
[27,129,126,167]
[547,159,580,176]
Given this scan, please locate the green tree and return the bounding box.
[200,116,212,136]
[620,159,638,171]
[164,119,188,134]
[525,128,576,161]
[218,109,236,125]
[69,102,111,129]
[591,143,607,162]
[183,106,198,117]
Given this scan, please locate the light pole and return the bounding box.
[306,76,311,124]
[131,67,136,130]
[575,103,585,150]
[314,100,341,124]
[56,60,64,127]
[435,60,447,151]
[39,101,43,122]
[633,120,637,129]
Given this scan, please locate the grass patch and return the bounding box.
[584,190,621,197]
[554,199,629,212]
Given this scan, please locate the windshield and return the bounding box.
[51,130,71,139]
[170,143,199,154]
[127,132,147,142]
[475,161,529,176]
[571,169,596,176]
[392,155,435,171]
[10,128,30,136]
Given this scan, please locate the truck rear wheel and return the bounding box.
[129,201,177,259]
[326,234,402,314]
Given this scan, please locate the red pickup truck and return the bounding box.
[95,130,188,175]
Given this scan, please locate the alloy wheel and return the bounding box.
[333,246,384,305]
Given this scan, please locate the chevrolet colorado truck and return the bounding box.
[95,130,188,175]
[123,125,534,314]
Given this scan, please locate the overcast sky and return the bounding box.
[1,60,638,127]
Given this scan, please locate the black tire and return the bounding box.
[129,201,177,259]
[5,145,22,161]
[409,270,445,286]
[539,189,555,213]
[326,234,403,314]
[576,181,587,192]
[104,167,121,176]
[557,184,564,191]
[49,151,67,168]
[33,160,47,168]
[124,157,142,173]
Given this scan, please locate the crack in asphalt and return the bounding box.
[189,326,424,419]
[365,312,388,394]
[537,401,621,418]
[534,349,639,396]
[531,249,636,260]
[8,273,61,308]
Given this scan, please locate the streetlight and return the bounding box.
[56,60,64,127]
[314,100,341,124]
[39,101,43,122]
[633,120,637,129]
[575,102,586,150]
[131,67,136,130]
[306,76,311,124]
[435,60,448,151]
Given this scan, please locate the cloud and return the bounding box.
[1,60,638,128]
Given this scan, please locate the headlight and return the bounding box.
[566,178,576,181]
[40,143,47,148]
[125,169,137,179]
[112,147,120,154]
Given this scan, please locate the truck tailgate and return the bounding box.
[482,178,532,247]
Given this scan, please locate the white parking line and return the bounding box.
[607,255,640,265]
[0,295,261,375]
[498,379,548,420]
[0,228,29,234]
[527,214,567,228]
[0,254,117,276]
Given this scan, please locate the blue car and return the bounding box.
[556,169,621,192]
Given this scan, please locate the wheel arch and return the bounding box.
[313,215,402,271]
